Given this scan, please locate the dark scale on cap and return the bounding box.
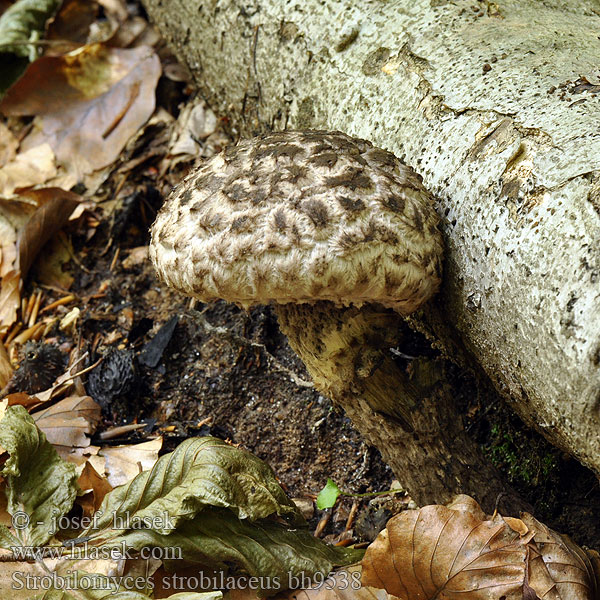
[312,143,335,154]
[193,173,225,192]
[326,169,373,190]
[179,188,194,205]
[307,153,339,168]
[223,181,247,202]
[383,195,406,213]
[412,207,424,233]
[338,196,365,212]
[367,148,398,167]
[231,215,249,231]
[302,199,330,227]
[249,185,270,205]
[274,209,287,230]
[252,143,305,161]
[285,164,308,182]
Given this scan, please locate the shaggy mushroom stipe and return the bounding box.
[149,130,443,314]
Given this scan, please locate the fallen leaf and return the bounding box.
[361,495,600,600]
[46,0,99,45]
[0,196,39,270]
[0,342,12,388]
[0,142,56,197]
[32,230,75,289]
[16,187,82,278]
[0,121,18,166]
[5,392,39,408]
[170,98,218,157]
[77,460,112,516]
[0,0,62,96]
[0,269,21,330]
[33,394,101,449]
[521,512,599,600]
[99,436,162,487]
[1,43,161,181]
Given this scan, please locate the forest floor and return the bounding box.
[0,0,598,558]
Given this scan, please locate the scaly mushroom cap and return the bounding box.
[149,130,443,314]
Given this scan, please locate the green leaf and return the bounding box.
[0,522,20,547]
[0,0,61,95]
[0,405,78,548]
[0,0,61,57]
[84,437,304,540]
[316,479,341,510]
[109,508,363,594]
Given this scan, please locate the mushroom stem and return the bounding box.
[275,301,530,515]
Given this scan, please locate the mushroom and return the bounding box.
[150,130,526,513]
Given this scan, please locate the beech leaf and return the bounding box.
[109,507,363,595]
[0,405,78,548]
[361,495,600,600]
[84,437,305,539]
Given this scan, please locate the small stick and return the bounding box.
[40,294,76,314]
[5,323,22,345]
[345,500,360,532]
[314,509,331,538]
[28,290,43,327]
[109,247,120,272]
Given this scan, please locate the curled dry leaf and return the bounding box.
[77,460,112,516]
[0,269,21,330]
[98,436,163,487]
[0,121,18,167]
[0,143,56,197]
[361,494,599,600]
[1,43,161,181]
[32,394,101,449]
[520,512,599,600]
[17,187,82,278]
[0,342,12,389]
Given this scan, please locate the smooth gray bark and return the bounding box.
[142,0,600,476]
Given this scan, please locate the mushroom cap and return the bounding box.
[149,130,443,314]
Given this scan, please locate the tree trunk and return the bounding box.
[141,0,600,477]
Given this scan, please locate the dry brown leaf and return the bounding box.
[1,44,161,181]
[362,494,531,600]
[0,196,36,276]
[16,188,83,278]
[0,269,21,330]
[33,394,101,449]
[169,98,219,157]
[47,0,99,45]
[362,495,599,600]
[32,231,76,289]
[99,436,162,487]
[521,512,599,600]
[5,392,40,408]
[77,460,113,516]
[0,143,57,197]
[0,121,18,167]
[0,341,13,388]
